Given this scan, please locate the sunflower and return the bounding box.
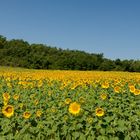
[134,89,140,95]
[87,117,93,124]
[114,86,121,93]
[3,92,10,101]
[19,103,24,109]
[79,97,85,103]
[95,108,104,117]
[13,94,20,100]
[65,98,71,104]
[3,100,8,106]
[101,82,109,89]
[34,100,39,105]
[63,115,68,122]
[51,107,57,113]
[100,93,107,100]
[23,111,31,119]
[2,105,14,118]
[30,94,36,99]
[129,86,135,93]
[36,110,42,117]
[69,102,80,115]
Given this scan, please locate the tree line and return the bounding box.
[0,35,140,72]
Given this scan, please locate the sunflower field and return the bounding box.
[0,67,140,140]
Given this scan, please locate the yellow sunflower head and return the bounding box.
[34,100,39,105]
[100,93,107,100]
[114,86,121,93]
[69,102,80,115]
[129,85,135,93]
[23,111,31,119]
[36,110,42,117]
[51,107,57,113]
[13,94,20,100]
[101,82,109,89]
[2,105,14,118]
[95,108,104,117]
[134,89,140,95]
[3,92,10,101]
[3,100,8,106]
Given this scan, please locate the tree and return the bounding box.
[99,59,116,71]
[0,35,7,49]
[0,35,140,72]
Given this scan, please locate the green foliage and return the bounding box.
[0,35,140,71]
[0,71,140,139]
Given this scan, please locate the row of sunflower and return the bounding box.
[0,68,140,139]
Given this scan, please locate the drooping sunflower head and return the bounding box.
[95,108,104,117]
[69,102,80,115]
[2,105,14,118]
[30,93,36,99]
[51,107,57,113]
[87,117,93,124]
[19,103,24,109]
[34,100,39,105]
[63,115,68,122]
[23,111,31,119]
[79,97,85,103]
[65,98,71,105]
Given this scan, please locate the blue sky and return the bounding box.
[0,0,140,60]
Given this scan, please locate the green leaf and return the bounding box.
[104,116,113,122]
[136,131,140,139]
[111,137,119,140]
[97,135,108,140]
[72,131,80,139]
[52,125,57,132]
[24,134,31,140]
[124,135,131,140]
[130,132,136,138]
[100,128,105,135]
[76,123,83,129]
[66,134,71,140]
[117,120,126,132]
[0,136,6,140]
[105,126,114,134]
[20,124,30,134]
[79,133,86,140]
[87,135,95,140]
